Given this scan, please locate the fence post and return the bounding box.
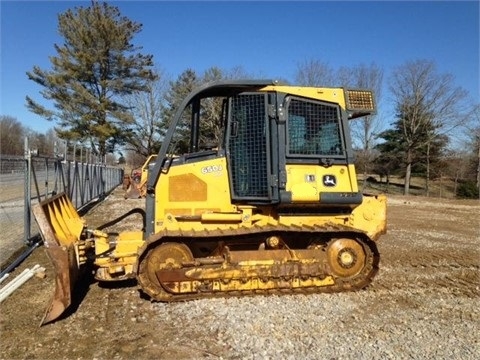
[23,137,31,244]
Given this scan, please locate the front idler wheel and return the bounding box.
[327,238,366,278]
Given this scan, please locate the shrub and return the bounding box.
[456,181,479,199]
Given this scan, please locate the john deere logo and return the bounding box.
[323,175,337,187]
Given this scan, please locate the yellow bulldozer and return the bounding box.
[123,155,157,199]
[33,80,387,325]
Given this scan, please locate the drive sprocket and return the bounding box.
[136,242,194,300]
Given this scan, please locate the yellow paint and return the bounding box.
[285,164,358,202]
[261,86,347,109]
[154,157,237,231]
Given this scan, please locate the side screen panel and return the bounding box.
[227,94,270,200]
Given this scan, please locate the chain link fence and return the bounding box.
[0,139,124,269]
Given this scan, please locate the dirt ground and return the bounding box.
[0,188,479,359]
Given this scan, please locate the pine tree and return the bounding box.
[26,1,155,157]
[387,60,467,194]
[161,69,199,154]
[375,104,449,193]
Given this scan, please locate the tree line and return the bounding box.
[1,1,479,198]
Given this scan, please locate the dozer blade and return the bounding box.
[32,193,85,326]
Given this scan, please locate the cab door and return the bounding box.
[226,93,276,202]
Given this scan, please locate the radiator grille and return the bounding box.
[287,99,343,156]
[345,90,375,112]
[228,94,269,198]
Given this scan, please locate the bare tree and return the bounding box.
[462,103,480,195]
[199,66,255,147]
[296,61,384,189]
[122,68,169,158]
[295,59,335,87]
[339,63,384,189]
[469,103,480,191]
[0,116,25,155]
[389,59,467,195]
[26,128,58,156]
[226,65,252,80]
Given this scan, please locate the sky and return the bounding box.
[1,0,479,134]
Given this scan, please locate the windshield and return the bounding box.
[287,98,344,157]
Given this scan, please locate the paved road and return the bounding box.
[0,172,42,266]
[1,172,26,265]
[0,200,28,265]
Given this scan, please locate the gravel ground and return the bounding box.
[0,188,479,360]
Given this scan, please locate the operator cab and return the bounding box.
[147,80,375,214]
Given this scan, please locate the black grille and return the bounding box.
[228,94,269,199]
[287,98,343,156]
